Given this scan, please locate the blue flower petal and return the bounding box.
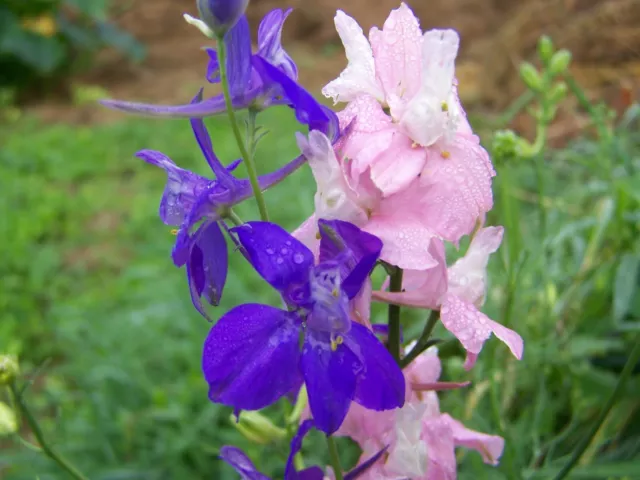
[344,323,405,411]
[256,154,307,192]
[301,330,359,434]
[257,8,297,80]
[284,419,316,480]
[205,47,220,83]
[219,446,271,480]
[100,93,245,118]
[203,304,302,410]
[252,56,333,134]
[318,220,382,299]
[187,221,227,320]
[225,15,253,97]
[344,445,389,480]
[135,149,210,226]
[231,222,314,296]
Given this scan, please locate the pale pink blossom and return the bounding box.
[374,227,524,369]
[321,3,494,241]
[336,348,504,479]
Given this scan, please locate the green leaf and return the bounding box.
[0,25,66,73]
[613,253,640,325]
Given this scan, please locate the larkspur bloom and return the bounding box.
[294,129,442,272]
[320,3,494,244]
[101,8,337,138]
[220,420,388,479]
[374,227,524,369]
[202,219,405,434]
[196,0,249,36]
[337,348,504,480]
[139,91,314,319]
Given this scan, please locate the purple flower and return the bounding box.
[202,219,405,434]
[220,419,388,479]
[100,9,338,139]
[196,0,249,36]
[140,91,306,320]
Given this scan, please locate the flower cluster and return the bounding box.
[102,1,523,478]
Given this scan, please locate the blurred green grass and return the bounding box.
[1,104,639,479]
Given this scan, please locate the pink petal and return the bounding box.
[411,381,471,392]
[443,414,505,466]
[352,277,373,328]
[404,346,442,385]
[373,238,446,308]
[337,95,396,179]
[365,215,437,271]
[421,416,456,480]
[369,133,427,196]
[448,226,504,305]
[440,293,523,370]
[322,11,383,103]
[419,135,495,244]
[292,214,320,259]
[369,3,423,108]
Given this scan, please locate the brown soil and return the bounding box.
[31,0,640,131]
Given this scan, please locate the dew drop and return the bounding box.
[281,247,289,255]
[276,257,284,265]
[293,253,305,264]
[266,248,275,255]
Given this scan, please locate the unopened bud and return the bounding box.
[519,62,544,92]
[196,0,249,37]
[537,35,554,64]
[231,410,286,445]
[0,355,19,385]
[548,49,572,77]
[0,402,17,436]
[548,81,568,104]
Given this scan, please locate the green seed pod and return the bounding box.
[548,50,572,77]
[537,35,554,64]
[519,62,544,92]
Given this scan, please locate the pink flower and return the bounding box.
[336,348,504,479]
[321,3,494,243]
[374,227,524,369]
[294,130,438,271]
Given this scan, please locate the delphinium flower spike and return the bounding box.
[202,219,405,434]
[220,419,389,479]
[140,90,311,319]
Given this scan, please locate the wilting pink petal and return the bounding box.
[322,12,384,104]
[440,293,523,370]
[444,414,505,465]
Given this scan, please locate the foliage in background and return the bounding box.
[0,35,639,479]
[0,0,143,98]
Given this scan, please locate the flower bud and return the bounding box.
[519,62,544,92]
[548,49,572,77]
[537,35,554,64]
[548,81,568,104]
[0,355,19,386]
[231,410,286,445]
[196,0,249,37]
[0,402,17,436]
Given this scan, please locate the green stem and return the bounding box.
[216,35,269,221]
[553,332,640,480]
[326,435,344,480]
[494,90,536,128]
[400,310,440,368]
[226,208,244,227]
[387,267,403,364]
[564,74,612,143]
[9,381,89,480]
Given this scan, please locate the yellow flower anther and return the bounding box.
[441,101,449,112]
[170,229,179,236]
[315,231,321,240]
[411,142,420,149]
[441,150,451,159]
[330,335,344,352]
[332,288,339,297]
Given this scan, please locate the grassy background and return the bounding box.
[0,102,639,479]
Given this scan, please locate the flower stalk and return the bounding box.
[326,435,344,480]
[8,380,89,480]
[387,266,404,364]
[216,34,270,221]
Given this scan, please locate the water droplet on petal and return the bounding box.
[281,247,289,255]
[276,257,284,265]
[266,248,275,255]
[293,253,305,264]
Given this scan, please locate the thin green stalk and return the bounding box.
[387,267,403,364]
[495,90,536,128]
[564,74,611,143]
[216,35,269,221]
[553,332,640,480]
[9,381,89,480]
[226,208,244,227]
[401,310,439,368]
[326,435,344,480]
